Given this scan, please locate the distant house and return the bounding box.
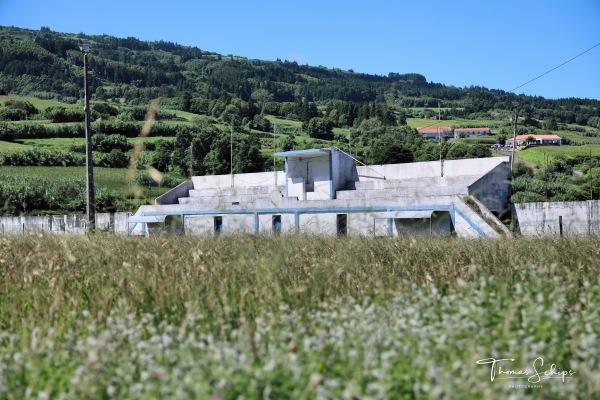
[454,127,491,138]
[417,126,452,140]
[505,134,562,147]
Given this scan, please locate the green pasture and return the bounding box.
[0,140,31,152]
[266,116,303,128]
[0,94,80,111]
[558,130,600,145]
[14,137,84,150]
[0,166,178,192]
[518,145,600,166]
[406,117,501,130]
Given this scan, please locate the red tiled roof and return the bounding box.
[454,127,490,132]
[417,127,452,134]
[506,134,562,141]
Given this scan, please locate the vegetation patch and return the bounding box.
[0,235,598,399]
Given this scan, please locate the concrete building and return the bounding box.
[129,150,513,238]
[454,127,491,139]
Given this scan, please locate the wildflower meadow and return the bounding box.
[0,234,598,399]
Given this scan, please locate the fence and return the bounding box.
[0,212,132,236]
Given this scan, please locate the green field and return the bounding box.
[406,117,501,130]
[518,145,600,166]
[557,130,600,145]
[0,94,80,111]
[0,140,31,152]
[0,166,179,192]
[0,235,598,399]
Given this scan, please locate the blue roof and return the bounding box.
[274,148,330,157]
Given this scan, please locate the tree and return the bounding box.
[353,118,385,146]
[305,117,333,140]
[249,114,272,132]
[151,139,174,172]
[543,118,558,131]
[369,140,414,165]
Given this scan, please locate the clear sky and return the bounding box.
[1,0,599,100]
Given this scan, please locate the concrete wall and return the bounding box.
[515,200,600,236]
[0,212,132,235]
[392,212,453,237]
[354,157,510,181]
[155,181,194,205]
[468,162,511,212]
[331,151,355,194]
[287,154,330,196]
[192,171,285,190]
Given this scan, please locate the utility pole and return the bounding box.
[230,125,234,188]
[591,146,594,200]
[273,123,277,185]
[189,142,193,179]
[511,102,519,174]
[438,102,444,177]
[80,44,95,231]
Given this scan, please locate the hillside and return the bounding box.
[1,25,600,125]
[0,26,598,214]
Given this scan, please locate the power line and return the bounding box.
[508,40,600,94]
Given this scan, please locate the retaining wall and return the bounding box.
[0,212,132,235]
[514,200,600,236]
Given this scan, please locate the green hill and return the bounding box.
[0,26,598,214]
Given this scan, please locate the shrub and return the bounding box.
[0,149,85,167]
[92,133,133,153]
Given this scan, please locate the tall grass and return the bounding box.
[0,235,598,399]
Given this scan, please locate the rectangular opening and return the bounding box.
[272,215,282,235]
[214,216,223,235]
[336,214,347,236]
[559,215,563,237]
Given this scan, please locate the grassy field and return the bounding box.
[0,235,597,399]
[406,118,502,130]
[0,94,80,111]
[557,131,600,145]
[0,140,31,152]
[0,166,180,192]
[518,145,600,166]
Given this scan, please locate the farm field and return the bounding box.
[406,117,501,130]
[557,130,600,145]
[0,94,80,111]
[518,145,600,166]
[0,235,598,399]
[0,166,180,193]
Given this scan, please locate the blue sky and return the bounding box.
[1,0,599,100]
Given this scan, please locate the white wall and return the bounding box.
[355,157,509,181]
[192,171,285,190]
[515,201,600,236]
[287,155,330,197]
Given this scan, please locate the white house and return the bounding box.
[454,127,491,138]
[505,134,562,147]
[417,126,452,140]
[129,150,512,238]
